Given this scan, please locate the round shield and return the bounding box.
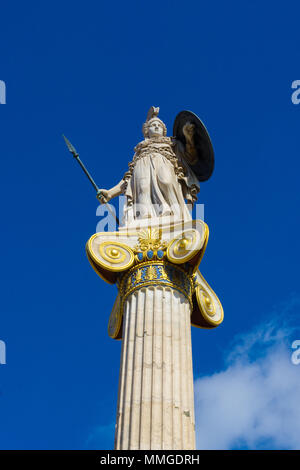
[173,110,215,182]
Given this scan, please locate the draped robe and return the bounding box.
[121,136,199,226]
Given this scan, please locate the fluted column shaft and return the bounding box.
[114,285,195,450]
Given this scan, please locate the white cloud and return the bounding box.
[195,299,300,450]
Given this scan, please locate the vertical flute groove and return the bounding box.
[162,288,173,449]
[186,300,196,448]
[116,297,133,449]
[180,299,189,448]
[172,291,182,449]
[151,287,163,448]
[129,289,145,449]
[114,299,130,449]
[123,293,137,449]
[140,287,153,449]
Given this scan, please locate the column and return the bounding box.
[114,285,195,450]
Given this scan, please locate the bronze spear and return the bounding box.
[62,135,119,225]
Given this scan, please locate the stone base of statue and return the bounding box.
[86,219,223,450]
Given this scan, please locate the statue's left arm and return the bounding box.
[182,122,198,165]
[175,123,200,206]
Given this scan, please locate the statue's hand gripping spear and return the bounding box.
[63,135,119,225]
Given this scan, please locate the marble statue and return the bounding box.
[85,106,222,450]
[98,107,200,226]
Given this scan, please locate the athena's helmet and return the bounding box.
[142,106,167,138]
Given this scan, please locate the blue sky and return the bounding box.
[0,0,300,450]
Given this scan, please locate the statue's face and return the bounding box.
[148,119,164,138]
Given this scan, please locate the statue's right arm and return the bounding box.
[98,179,124,204]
